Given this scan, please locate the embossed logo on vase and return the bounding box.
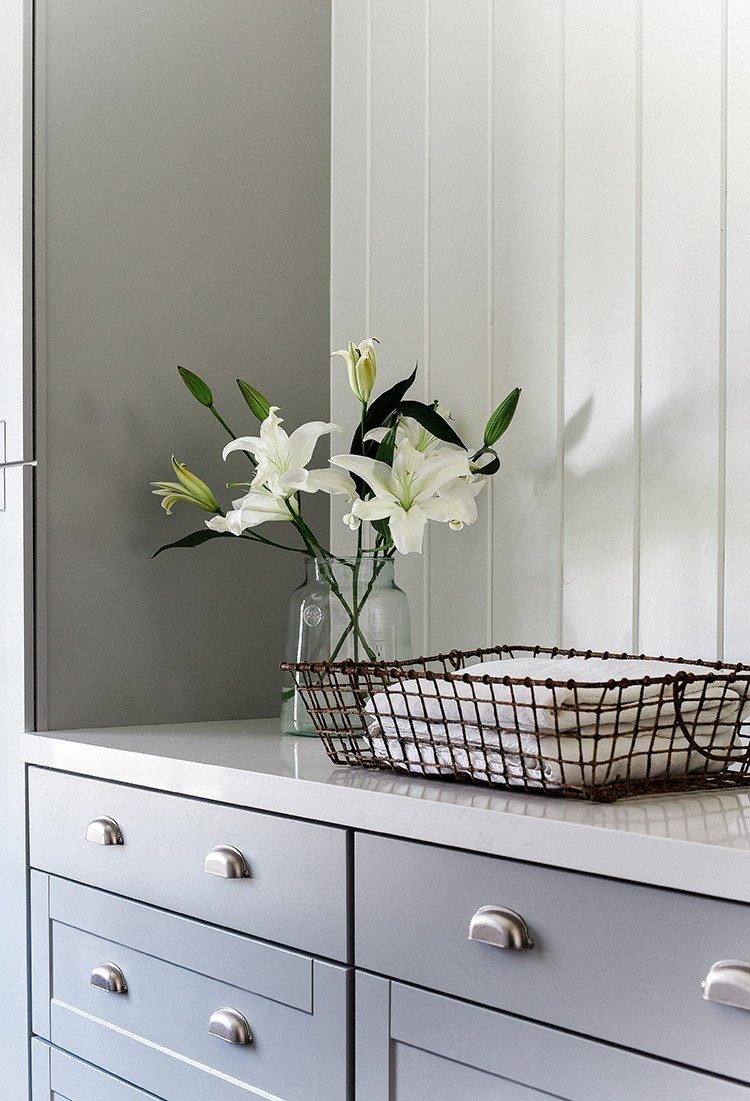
[303,605,323,627]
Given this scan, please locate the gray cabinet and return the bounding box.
[27,762,750,1099]
[32,1039,157,1100]
[355,832,750,1082]
[31,874,349,1101]
[27,769,352,1101]
[355,974,750,1101]
[28,767,349,959]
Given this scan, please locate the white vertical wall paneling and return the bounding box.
[366,0,428,651]
[562,0,638,652]
[330,0,369,560]
[491,0,563,649]
[724,0,750,661]
[427,0,491,653]
[330,1,368,358]
[639,0,722,658]
[332,1,750,664]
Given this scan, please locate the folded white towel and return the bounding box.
[369,708,739,790]
[364,653,745,789]
[366,655,740,740]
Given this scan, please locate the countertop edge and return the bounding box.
[23,730,750,904]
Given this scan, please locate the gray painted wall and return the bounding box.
[38,0,331,729]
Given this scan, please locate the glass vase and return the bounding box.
[281,555,411,736]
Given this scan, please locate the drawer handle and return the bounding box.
[702,960,750,1011]
[208,1007,253,1046]
[85,816,124,846]
[90,962,128,994]
[468,906,534,950]
[204,844,251,879]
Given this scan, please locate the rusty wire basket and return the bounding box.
[282,644,750,802]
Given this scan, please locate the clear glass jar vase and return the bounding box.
[281,555,411,736]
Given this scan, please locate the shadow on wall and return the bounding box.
[493,378,720,658]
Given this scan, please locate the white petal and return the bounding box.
[410,447,471,501]
[331,348,355,370]
[420,498,461,523]
[222,435,264,462]
[287,420,340,470]
[205,515,231,532]
[389,506,428,555]
[351,498,393,521]
[364,427,388,444]
[330,453,398,502]
[304,468,357,501]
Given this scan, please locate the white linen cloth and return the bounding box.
[364,654,745,788]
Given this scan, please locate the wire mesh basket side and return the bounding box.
[283,646,750,802]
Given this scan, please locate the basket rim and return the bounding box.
[281,643,750,690]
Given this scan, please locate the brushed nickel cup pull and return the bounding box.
[702,960,750,1010]
[204,844,251,879]
[85,816,124,846]
[468,905,534,950]
[208,1007,253,1045]
[90,962,128,994]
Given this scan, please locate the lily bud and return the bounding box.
[151,456,220,515]
[331,337,379,403]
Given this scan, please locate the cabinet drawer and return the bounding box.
[355,974,750,1100]
[28,767,348,959]
[32,1038,157,1100]
[32,873,350,1101]
[355,833,750,1083]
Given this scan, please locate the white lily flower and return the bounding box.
[331,337,379,402]
[330,439,472,555]
[205,487,294,535]
[222,407,340,499]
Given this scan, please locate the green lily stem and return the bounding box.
[208,405,257,468]
[327,555,389,662]
[352,555,360,662]
[317,559,378,661]
[238,530,308,554]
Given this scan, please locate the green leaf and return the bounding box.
[396,400,467,449]
[470,447,501,475]
[350,364,419,454]
[365,363,418,432]
[372,518,392,545]
[375,423,398,467]
[178,366,213,407]
[151,528,235,558]
[237,379,271,422]
[484,387,521,447]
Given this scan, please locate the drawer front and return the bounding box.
[31,1038,157,1100]
[355,833,750,1083]
[32,874,350,1101]
[28,767,348,959]
[355,974,750,1101]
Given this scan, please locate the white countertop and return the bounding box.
[24,719,750,904]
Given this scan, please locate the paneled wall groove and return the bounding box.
[332,0,750,663]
